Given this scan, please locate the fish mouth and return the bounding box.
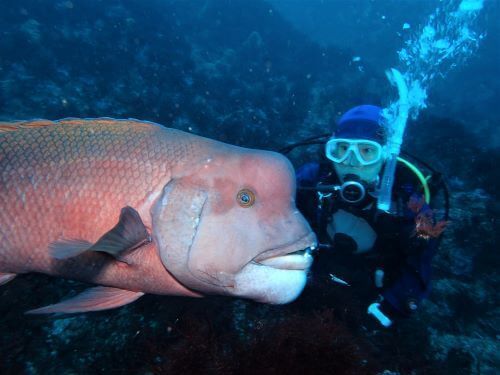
[252,232,318,271]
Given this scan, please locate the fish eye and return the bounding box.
[236,189,255,208]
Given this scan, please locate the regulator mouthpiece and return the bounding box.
[340,175,366,204]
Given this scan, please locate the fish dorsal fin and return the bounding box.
[0,118,160,133]
[50,206,151,261]
[0,120,55,132]
[25,286,144,314]
[55,117,159,129]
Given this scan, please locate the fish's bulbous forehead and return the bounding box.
[243,150,294,179]
[192,145,297,208]
[237,150,296,197]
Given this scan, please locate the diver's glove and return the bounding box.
[367,299,393,328]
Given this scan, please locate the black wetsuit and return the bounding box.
[296,160,441,318]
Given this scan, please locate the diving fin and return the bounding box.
[50,206,151,261]
[25,286,144,314]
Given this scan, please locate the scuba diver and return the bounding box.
[291,105,448,328]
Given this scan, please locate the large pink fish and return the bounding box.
[0,118,316,314]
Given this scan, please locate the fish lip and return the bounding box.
[253,231,317,263]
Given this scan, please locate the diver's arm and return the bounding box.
[296,162,320,186]
[377,196,443,319]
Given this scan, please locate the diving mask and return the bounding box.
[325,138,384,166]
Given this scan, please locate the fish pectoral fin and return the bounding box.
[49,239,93,259]
[49,206,150,261]
[88,206,151,259]
[25,286,145,314]
[0,272,16,286]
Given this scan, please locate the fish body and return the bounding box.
[0,118,316,313]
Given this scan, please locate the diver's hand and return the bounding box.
[367,301,393,328]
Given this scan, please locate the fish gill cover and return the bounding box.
[0,0,499,374]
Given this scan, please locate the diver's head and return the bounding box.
[326,105,387,185]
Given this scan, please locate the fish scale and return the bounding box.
[0,119,195,274]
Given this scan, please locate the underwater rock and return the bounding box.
[419,189,499,374]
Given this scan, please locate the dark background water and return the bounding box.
[270,0,500,148]
[0,0,499,374]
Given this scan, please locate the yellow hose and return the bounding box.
[397,157,431,204]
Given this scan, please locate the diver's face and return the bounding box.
[333,151,385,183]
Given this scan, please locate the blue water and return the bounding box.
[0,1,498,373]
